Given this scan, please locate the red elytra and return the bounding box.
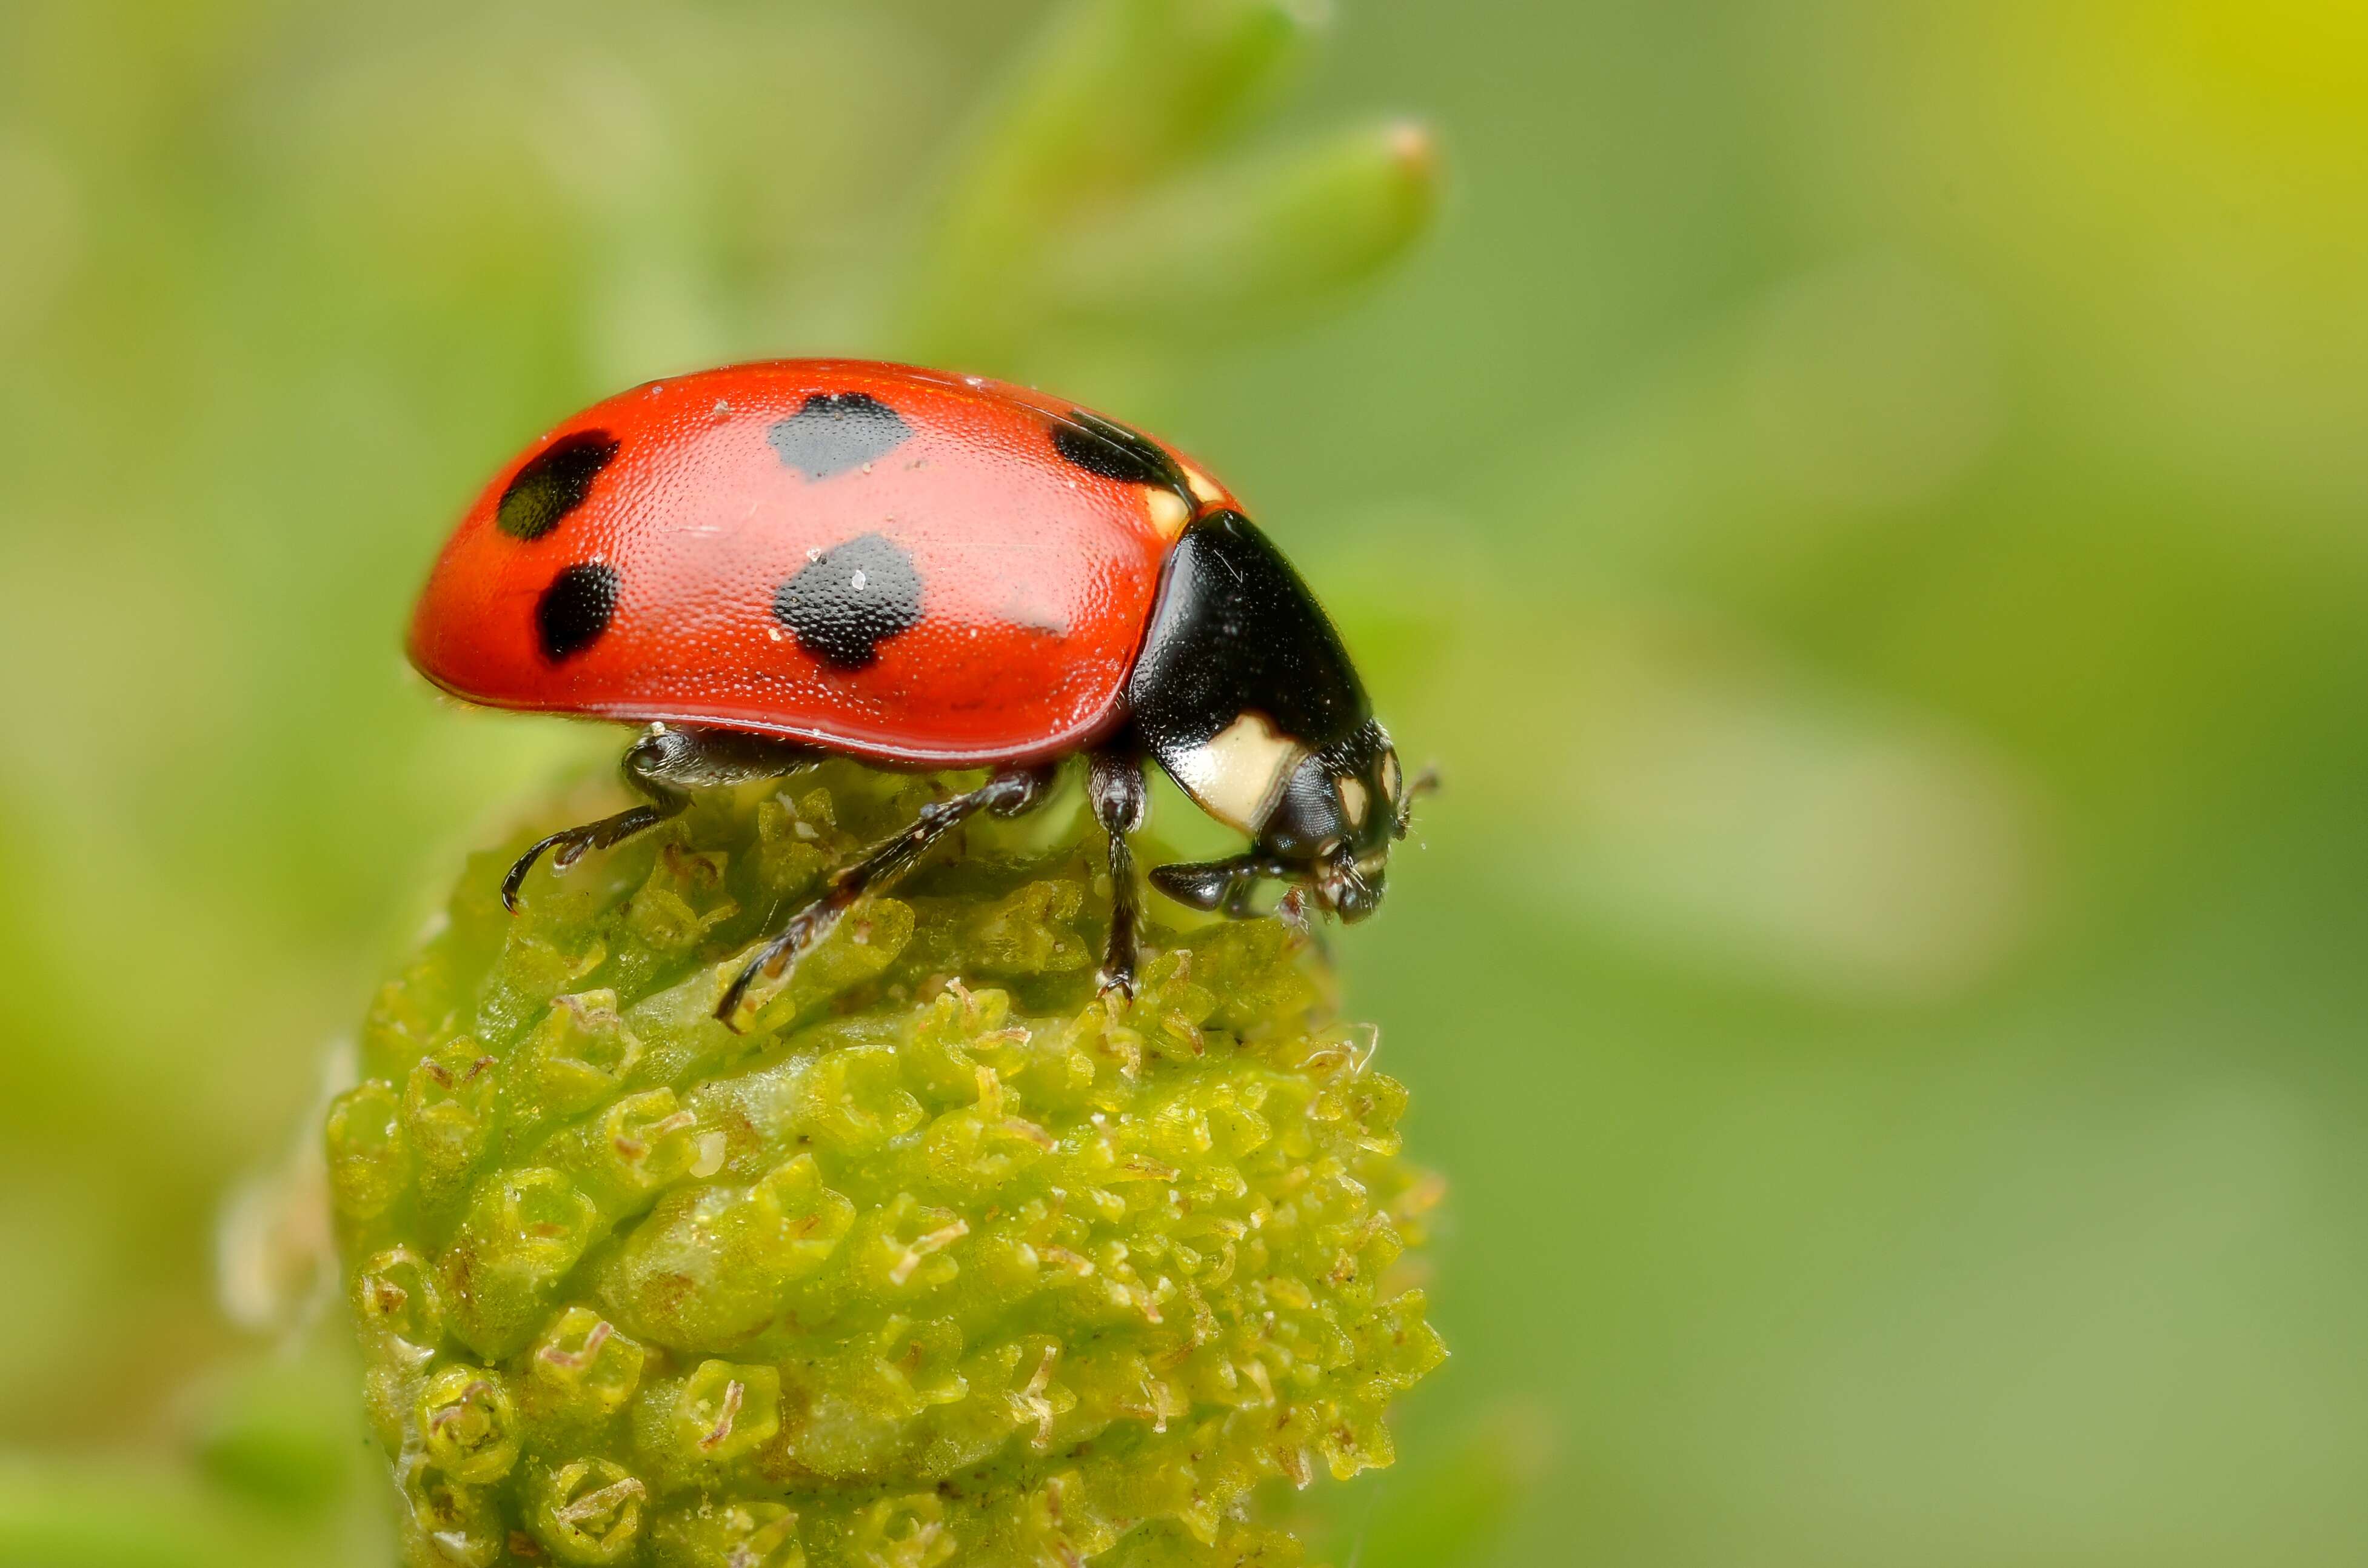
[409,359,1237,766]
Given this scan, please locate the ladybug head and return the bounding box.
[1152,719,1424,924]
[1252,720,1406,922]
[1129,508,1427,925]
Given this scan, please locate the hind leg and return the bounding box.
[503,725,818,911]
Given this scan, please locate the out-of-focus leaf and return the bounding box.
[1047,118,1441,325]
[0,1460,316,1568]
[901,0,1335,356]
[192,1347,356,1515]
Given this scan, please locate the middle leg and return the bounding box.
[715,762,1057,1029]
[503,725,818,910]
[1087,751,1149,998]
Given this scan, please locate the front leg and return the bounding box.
[503,725,818,911]
[1087,751,1149,998]
[1147,852,1298,920]
[715,762,1057,1030]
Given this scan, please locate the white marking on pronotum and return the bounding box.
[1180,464,1225,505]
[1169,712,1308,833]
[1337,776,1370,826]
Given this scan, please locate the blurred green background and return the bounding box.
[5,0,2368,1564]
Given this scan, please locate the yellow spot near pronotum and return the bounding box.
[1145,487,1191,539]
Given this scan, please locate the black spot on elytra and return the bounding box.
[536,562,620,662]
[772,533,923,670]
[767,392,911,480]
[1051,409,1189,496]
[498,430,619,540]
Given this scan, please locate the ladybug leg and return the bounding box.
[503,805,674,912]
[1086,752,1149,998]
[1148,853,1297,918]
[502,725,817,912]
[715,762,1056,1030]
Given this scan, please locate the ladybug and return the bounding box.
[410,359,1425,1029]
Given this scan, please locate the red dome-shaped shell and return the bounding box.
[409,361,1240,766]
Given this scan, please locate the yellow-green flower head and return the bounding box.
[329,762,1442,1568]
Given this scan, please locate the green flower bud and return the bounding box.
[597,1154,857,1350]
[418,1365,524,1484]
[325,1079,409,1221]
[633,1359,783,1490]
[515,991,646,1127]
[623,846,739,957]
[650,1498,804,1568]
[333,762,1442,1566]
[398,1453,506,1568]
[842,1493,954,1568]
[406,1038,502,1206]
[527,1306,648,1424]
[352,1244,444,1356]
[442,1167,605,1359]
[550,1089,702,1213]
[530,1458,647,1565]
